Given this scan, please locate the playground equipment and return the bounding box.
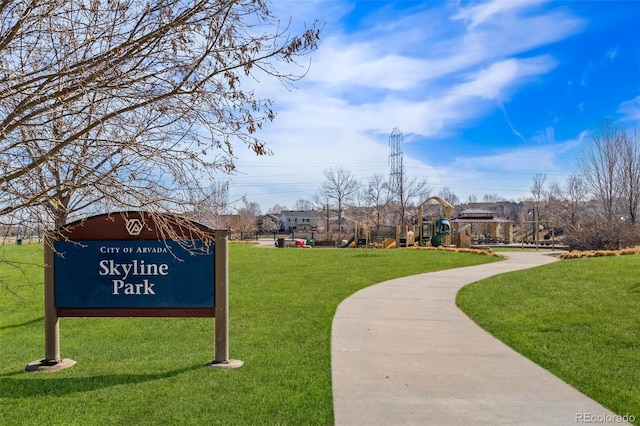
[416,196,454,247]
[338,226,371,248]
[394,226,415,247]
[520,220,556,251]
[337,235,355,248]
[455,224,472,248]
[430,218,451,247]
[382,238,396,248]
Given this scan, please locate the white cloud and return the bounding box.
[218,1,596,210]
[617,96,640,125]
[430,134,586,201]
[452,0,544,29]
[310,41,429,91]
[453,143,571,173]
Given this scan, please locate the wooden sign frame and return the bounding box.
[26,211,241,371]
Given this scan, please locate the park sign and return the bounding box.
[54,239,213,314]
[54,212,215,317]
[26,211,243,372]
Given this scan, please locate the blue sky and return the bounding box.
[225,0,640,212]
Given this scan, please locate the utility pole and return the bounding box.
[326,200,330,241]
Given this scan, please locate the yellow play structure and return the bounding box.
[416,196,453,247]
[338,196,455,249]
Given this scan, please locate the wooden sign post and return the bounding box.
[26,212,242,372]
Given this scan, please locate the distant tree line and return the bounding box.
[262,123,639,249]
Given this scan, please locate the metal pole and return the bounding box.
[214,230,229,363]
[326,201,330,241]
[44,234,60,362]
[417,207,421,245]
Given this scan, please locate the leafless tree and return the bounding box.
[386,159,430,226]
[363,173,389,230]
[391,175,430,226]
[482,193,504,203]
[320,167,359,238]
[578,124,640,223]
[267,204,287,215]
[294,199,313,211]
[578,123,622,220]
[437,186,460,206]
[530,173,548,221]
[567,123,640,249]
[193,181,230,225]
[554,173,587,226]
[0,0,320,239]
[617,129,640,223]
[309,193,331,238]
[236,199,260,239]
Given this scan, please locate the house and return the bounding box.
[280,210,321,232]
[257,214,281,233]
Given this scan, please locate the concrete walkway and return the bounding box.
[332,252,629,425]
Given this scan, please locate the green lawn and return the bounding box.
[1,243,497,426]
[457,255,640,424]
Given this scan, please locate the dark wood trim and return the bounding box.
[57,308,215,318]
[56,211,215,240]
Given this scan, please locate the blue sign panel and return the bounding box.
[54,240,214,309]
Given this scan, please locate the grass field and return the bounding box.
[1,243,497,426]
[457,254,640,424]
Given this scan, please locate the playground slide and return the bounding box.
[430,230,449,247]
[338,236,355,248]
[430,217,451,247]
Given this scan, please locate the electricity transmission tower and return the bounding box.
[388,127,404,195]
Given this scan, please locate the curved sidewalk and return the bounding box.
[332,252,628,426]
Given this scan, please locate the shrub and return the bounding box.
[558,246,640,259]
[563,216,640,251]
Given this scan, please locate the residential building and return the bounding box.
[280,210,321,232]
[257,214,281,233]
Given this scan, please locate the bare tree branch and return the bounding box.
[0,0,321,237]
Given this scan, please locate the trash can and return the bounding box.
[277,238,285,248]
[16,239,22,245]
